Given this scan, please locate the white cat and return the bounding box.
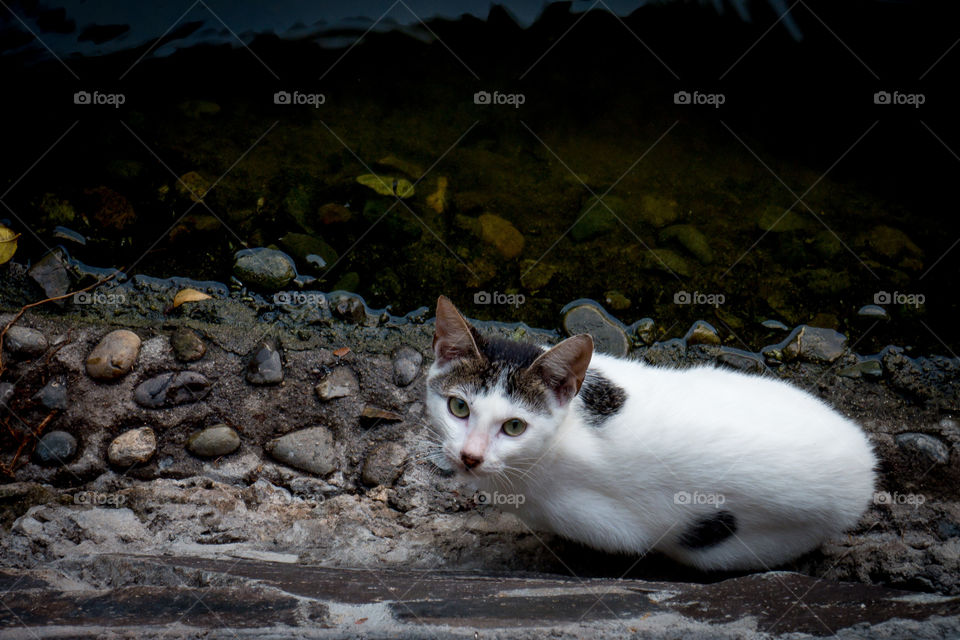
[425,296,877,570]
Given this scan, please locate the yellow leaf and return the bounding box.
[0,225,20,265]
[173,288,212,308]
[356,174,414,198]
[426,176,448,213]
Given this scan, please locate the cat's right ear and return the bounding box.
[433,296,482,366]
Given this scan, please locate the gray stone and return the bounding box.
[187,425,240,458]
[561,301,630,357]
[716,348,766,373]
[315,367,359,401]
[761,319,789,331]
[246,339,283,385]
[570,195,621,242]
[392,346,423,387]
[684,320,720,346]
[28,249,71,299]
[3,326,48,358]
[32,376,67,411]
[659,224,713,264]
[108,427,157,466]
[362,442,407,487]
[266,427,336,475]
[896,432,950,465]
[640,338,686,366]
[86,330,141,381]
[838,360,884,379]
[134,371,211,408]
[34,430,77,465]
[858,305,890,321]
[781,325,848,364]
[233,248,296,291]
[632,318,656,346]
[171,327,206,362]
[331,295,366,324]
[0,382,13,410]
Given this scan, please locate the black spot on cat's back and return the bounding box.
[678,511,737,549]
[578,371,626,427]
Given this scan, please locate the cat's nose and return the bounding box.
[461,452,484,469]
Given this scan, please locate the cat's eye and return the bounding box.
[502,418,527,437]
[448,396,470,418]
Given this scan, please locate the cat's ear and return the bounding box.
[433,296,482,366]
[526,334,593,407]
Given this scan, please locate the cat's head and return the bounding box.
[425,295,593,481]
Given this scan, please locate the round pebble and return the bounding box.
[233,248,296,291]
[684,320,721,346]
[34,430,77,465]
[761,319,789,331]
[392,346,423,387]
[266,427,336,475]
[108,427,157,466]
[247,339,283,385]
[633,318,656,346]
[316,367,359,400]
[135,372,211,408]
[171,327,206,362]
[857,305,890,321]
[361,442,407,487]
[4,326,48,358]
[781,326,848,364]
[187,425,240,458]
[86,330,141,381]
[561,301,630,356]
[896,432,950,465]
[33,376,67,411]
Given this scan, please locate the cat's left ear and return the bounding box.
[525,334,593,407]
[432,295,483,366]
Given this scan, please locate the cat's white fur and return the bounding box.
[427,309,877,571]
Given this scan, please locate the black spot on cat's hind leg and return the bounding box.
[678,511,737,549]
[578,371,627,427]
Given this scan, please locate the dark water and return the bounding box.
[2,1,959,355]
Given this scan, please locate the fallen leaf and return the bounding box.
[0,225,20,265]
[356,173,414,198]
[333,347,351,357]
[173,288,212,308]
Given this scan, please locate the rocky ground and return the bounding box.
[1,270,959,638]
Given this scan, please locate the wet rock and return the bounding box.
[52,226,87,246]
[570,195,620,241]
[0,382,13,410]
[519,261,557,291]
[28,249,71,299]
[246,339,283,385]
[333,272,360,292]
[266,427,336,475]
[3,326,48,358]
[363,200,422,244]
[362,442,407,487]
[838,360,884,379]
[629,247,692,278]
[659,224,713,264]
[716,348,766,373]
[632,318,656,346]
[812,229,844,259]
[757,205,813,232]
[865,225,923,260]
[799,268,852,296]
[33,376,67,411]
[175,171,211,202]
[233,248,296,291]
[84,186,136,230]
[86,330,141,381]
[761,319,789,331]
[34,431,77,465]
[781,325,848,364]
[896,433,950,465]
[316,367,359,401]
[479,213,525,259]
[561,301,630,356]
[278,232,338,270]
[603,291,631,311]
[317,203,352,225]
[331,295,366,324]
[640,338,686,366]
[858,305,890,321]
[170,327,206,362]
[134,372,211,408]
[360,405,403,427]
[639,194,679,227]
[107,427,157,466]
[187,425,240,458]
[392,346,423,387]
[684,320,720,346]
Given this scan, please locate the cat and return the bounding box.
[425,296,877,571]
